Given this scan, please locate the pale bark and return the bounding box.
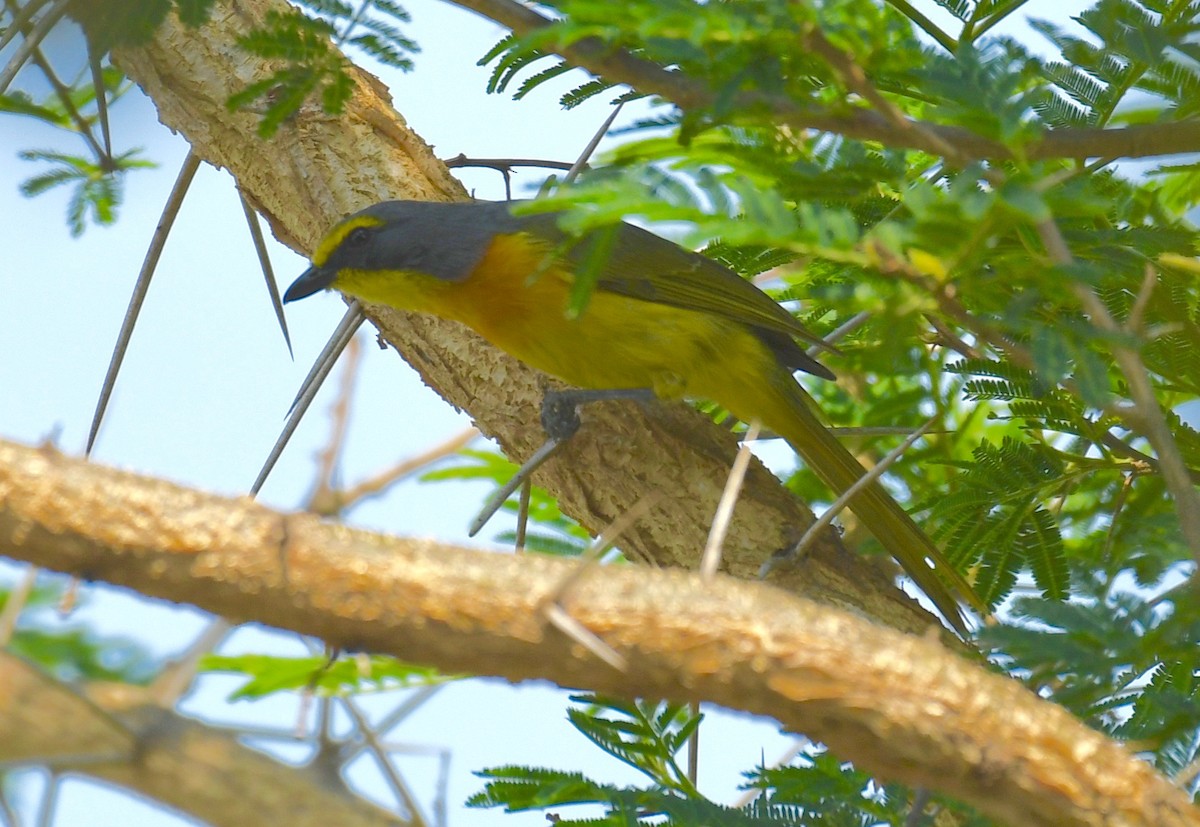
[0,651,405,827]
[1,438,1196,827]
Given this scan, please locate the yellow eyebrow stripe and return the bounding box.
[311,214,385,267]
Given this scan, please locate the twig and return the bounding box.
[337,427,479,509]
[1035,219,1200,562]
[801,24,962,163]
[338,685,443,764]
[0,779,19,827]
[6,14,108,163]
[0,0,68,94]
[514,479,531,552]
[926,313,983,360]
[87,152,202,455]
[0,0,49,53]
[90,52,112,161]
[904,788,934,827]
[338,698,429,827]
[686,700,700,787]
[34,771,59,827]
[536,492,662,671]
[1127,263,1157,333]
[443,154,575,172]
[443,155,578,199]
[883,0,957,53]
[779,416,938,566]
[969,0,1027,41]
[148,619,232,707]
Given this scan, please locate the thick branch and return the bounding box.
[0,438,1194,827]
[111,0,944,634]
[450,0,1200,162]
[0,652,404,827]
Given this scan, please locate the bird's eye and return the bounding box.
[344,226,371,247]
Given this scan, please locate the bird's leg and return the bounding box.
[469,387,656,537]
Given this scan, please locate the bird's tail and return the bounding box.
[751,375,983,634]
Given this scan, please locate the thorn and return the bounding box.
[239,189,292,358]
[700,420,761,579]
[87,152,202,455]
[250,302,364,496]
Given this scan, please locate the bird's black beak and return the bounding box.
[283,265,334,303]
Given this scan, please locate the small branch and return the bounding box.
[1035,220,1200,563]
[0,0,69,94]
[800,25,961,162]
[24,40,108,162]
[450,0,1200,162]
[3,438,1196,827]
[338,427,479,510]
[442,154,575,172]
[882,0,957,54]
[148,618,232,707]
[780,416,938,565]
[0,652,403,827]
[925,313,983,360]
[339,698,429,826]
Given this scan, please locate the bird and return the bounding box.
[284,199,980,632]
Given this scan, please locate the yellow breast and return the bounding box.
[335,231,782,406]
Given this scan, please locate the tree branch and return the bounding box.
[0,652,404,827]
[450,0,1200,162]
[111,0,946,635]
[0,438,1195,827]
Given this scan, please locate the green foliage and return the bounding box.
[2,582,157,684]
[470,766,790,826]
[201,653,451,699]
[3,65,153,234]
[980,581,1200,780]
[925,435,1070,605]
[470,696,981,825]
[229,1,417,137]
[470,695,751,825]
[744,749,982,827]
[18,148,154,235]
[565,695,703,792]
[473,0,1200,625]
[1031,0,1200,127]
[65,0,217,52]
[463,6,1200,803]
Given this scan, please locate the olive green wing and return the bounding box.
[516,211,834,379]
